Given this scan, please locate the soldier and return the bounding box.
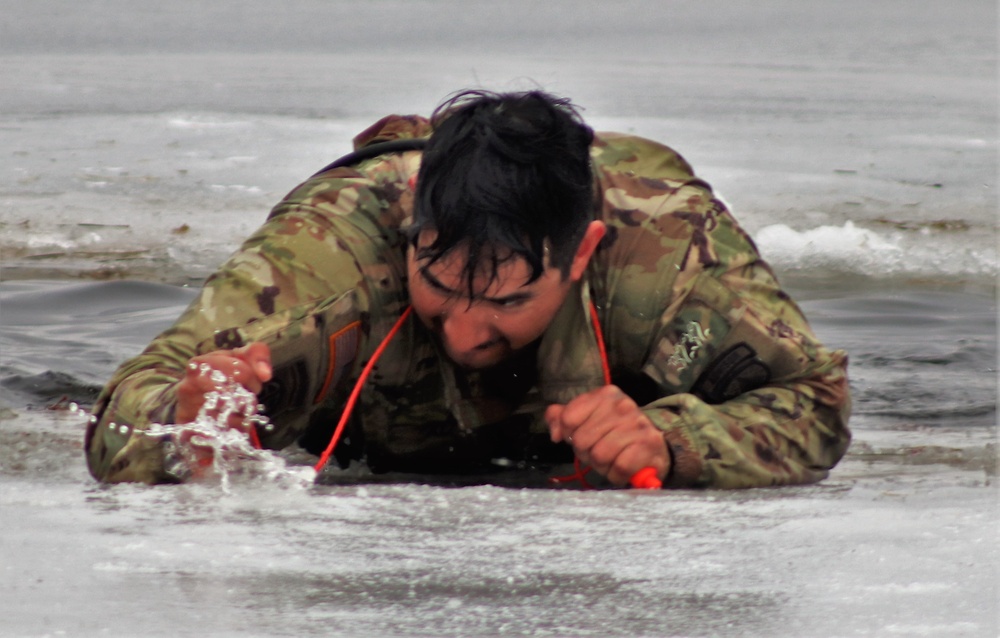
[85,90,851,488]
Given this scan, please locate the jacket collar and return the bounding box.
[536,278,606,404]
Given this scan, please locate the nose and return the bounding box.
[439,304,496,354]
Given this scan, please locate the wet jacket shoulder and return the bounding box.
[584,131,851,488]
[85,115,431,483]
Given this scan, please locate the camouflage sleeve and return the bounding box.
[630,195,851,489]
[85,162,415,483]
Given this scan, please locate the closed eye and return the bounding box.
[419,268,462,299]
[486,293,532,309]
[418,265,533,308]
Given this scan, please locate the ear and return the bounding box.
[567,221,606,282]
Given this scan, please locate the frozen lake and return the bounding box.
[1,1,997,636]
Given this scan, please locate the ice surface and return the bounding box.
[0,409,996,637]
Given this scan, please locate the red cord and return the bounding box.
[550,302,661,490]
[248,426,262,450]
[548,303,609,489]
[590,303,661,489]
[548,303,610,489]
[589,302,612,386]
[313,306,413,474]
[311,300,659,489]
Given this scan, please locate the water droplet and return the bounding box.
[136,368,310,490]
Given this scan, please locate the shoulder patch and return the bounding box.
[668,321,711,374]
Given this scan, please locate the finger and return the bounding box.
[234,342,273,384]
[175,361,217,423]
[192,352,264,394]
[579,426,629,474]
[225,408,257,434]
[551,393,603,449]
[545,404,566,442]
[593,425,669,486]
[559,386,627,432]
[579,403,655,467]
[565,388,639,453]
[603,442,651,486]
[175,353,260,423]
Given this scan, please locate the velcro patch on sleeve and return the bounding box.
[314,321,361,404]
[691,343,771,404]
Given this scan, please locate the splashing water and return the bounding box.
[76,364,317,490]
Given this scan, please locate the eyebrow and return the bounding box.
[418,267,536,305]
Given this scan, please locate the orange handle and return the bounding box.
[629,466,662,489]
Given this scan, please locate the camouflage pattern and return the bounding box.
[85,114,851,487]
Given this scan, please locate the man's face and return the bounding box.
[406,231,575,370]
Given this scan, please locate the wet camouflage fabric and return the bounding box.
[85,114,851,487]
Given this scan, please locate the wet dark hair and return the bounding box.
[411,89,595,296]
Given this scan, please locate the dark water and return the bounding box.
[0,279,198,410]
[800,285,997,429]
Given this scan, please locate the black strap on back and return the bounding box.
[311,138,428,177]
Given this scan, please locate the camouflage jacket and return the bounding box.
[85,114,851,487]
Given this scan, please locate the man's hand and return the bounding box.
[175,342,273,429]
[545,385,670,487]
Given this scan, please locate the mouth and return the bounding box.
[444,338,510,369]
